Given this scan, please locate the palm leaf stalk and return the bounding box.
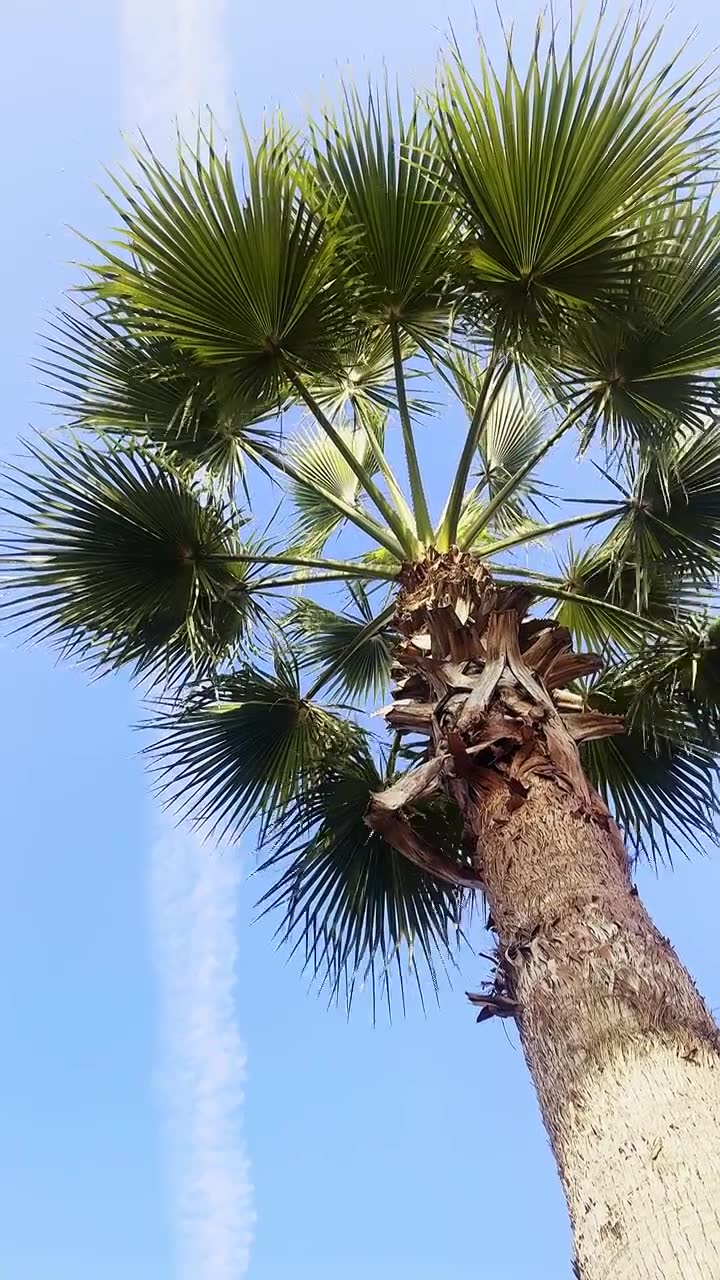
[282,364,420,554]
[250,437,407,559]
[389,318,434,543]
[208,549,399,580]
[436,353,514,548]
[5,13,720,1279]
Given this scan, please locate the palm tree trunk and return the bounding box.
[474,772,720,1280]
[376,551,720,1279]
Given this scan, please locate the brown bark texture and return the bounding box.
[366,549,720,1279]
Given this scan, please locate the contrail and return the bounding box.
[120,0,229,146]
[150,829,254,1280]
[119,2,253,1274]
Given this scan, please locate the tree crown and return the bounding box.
[4,10,720,1011]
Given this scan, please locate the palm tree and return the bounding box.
[4,12,720,1278]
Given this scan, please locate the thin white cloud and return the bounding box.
[120,0,229,146]
[150,829,254,1280]
[119,4,252,1272]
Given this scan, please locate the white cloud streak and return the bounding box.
[120,0,229,146]
[150,829,254,1280]
[120,4,252,1272]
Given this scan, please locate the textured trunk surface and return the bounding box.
[475,778,720,1280]
[567,1044,720,1278]
[370,551,720,1280]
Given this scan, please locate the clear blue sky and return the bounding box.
[2,4,719,1279]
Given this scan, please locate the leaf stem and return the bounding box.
[390,319,434,545]
[479,505,625,558]
[437,355,513,550]
[208,550,399,581]
[251,440,406,560]
[459,393,597,549]
[286,365,418,556]
[259,572,369,590]
[352,401,417,532]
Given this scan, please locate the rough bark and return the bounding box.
[474,777,720,1280]
[369,549,720,1280]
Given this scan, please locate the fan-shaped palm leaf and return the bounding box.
[435,15,714,347]
[600,419,720,585]
[89,124,349,400]
[311,86,456,540]
[448,352,549,535]
[616,616,720,737]
[257,746,466,1014]
[582,670,718,864]
[1,437,260,682]
[556,200,720,440]
[286,417,389,553]
[551,530,707,645]
[149,649,352,840]
[308,325,428,419]
[478,388,547,519]
[284,586,395,701]
[41,307,279,491]
[311,85,454,330]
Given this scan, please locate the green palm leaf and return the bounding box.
[286,417,387,553]
[149,649,351,840]
[308,325,427,419]
[41,307,279,490]
[1,437,259,682]
[601,420,720,584]
[310,87,451,541]
[549,543,695,653]
[311,86,454,331]
[89,125,348,399]
[310,86,453,542]
[435,15,713,346]
[616,616,720,737]
[449,352,549,533]
[284,585,395,701]
[257,746,466,1014]
[582,671,719,865]
[479,387,547,519]
[556,200,720,439]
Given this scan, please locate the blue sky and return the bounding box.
[2,3,720,1279]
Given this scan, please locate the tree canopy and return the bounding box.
[4,10,720,1011]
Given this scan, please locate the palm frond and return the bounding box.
[42,307,210,432]
[149,649,352,840]
[583,668,719,865]
[40,307,279,492]
[311,85,454,332]
[257,746,466,1014]
[601,419,720,586]
[478,387,548,521]
[286,416,386,553]
[89,123,349,399]
[284,586,395,701]
[310,87,452,541]
[435,14,715,347]
[449,352,550,534]
[1,437,261,683]
[556,200,720,440]
[616,615,720,737]
[549,543,695,653]
[307,326,417,418]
